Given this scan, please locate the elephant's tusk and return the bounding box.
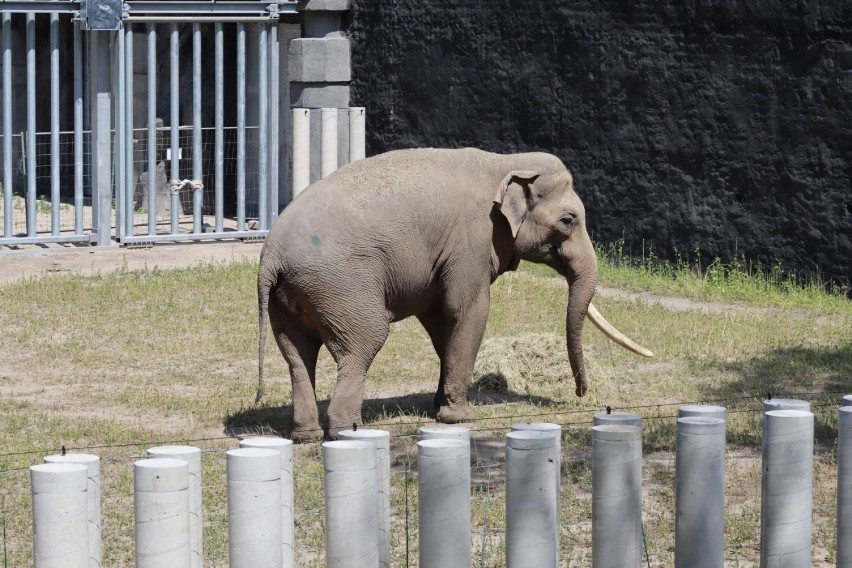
[586,302,654,357]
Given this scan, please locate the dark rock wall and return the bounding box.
[347,1,852,288]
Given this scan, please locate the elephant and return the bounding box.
[257,148,653,440]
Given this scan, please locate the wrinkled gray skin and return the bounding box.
[258,148,599,441]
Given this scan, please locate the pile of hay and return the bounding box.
[473,332,572,395]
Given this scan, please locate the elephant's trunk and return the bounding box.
[563,234,598,397]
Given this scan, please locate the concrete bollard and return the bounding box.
[843,394,852,407]
[349,107,366,162]
[338,429,391,568]
[419,424,471,442]
[592,425,643,568]
[239,437,295,568]
[321,107,338,178]
[678,404,727,421]
[226,448,283,568]
[505,430,558,568]
[511,422,561,563]
[30,462,89,568]
[418,438,471,568]
[763,398,810,415]
[134,458,190,568]
[760,409,814,567]
[292,108,310,197]
[43,453,101,568]
[593,411,643,428]
[838,405,852,567]
[146,446,202,568]
[675,417,726,568]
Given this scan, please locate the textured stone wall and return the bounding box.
[347,1,852,288]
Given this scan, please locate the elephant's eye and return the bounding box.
[557,214,576,231]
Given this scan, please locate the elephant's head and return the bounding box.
[494,159,652,397]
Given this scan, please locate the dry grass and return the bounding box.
[0,258,849,566]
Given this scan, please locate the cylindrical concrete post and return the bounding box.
[226,448,283,568]
[146,446,202,568]
[134,458,190,568]
[419,424,471,442]
[349,107,366,163]
[418,438,471,568]
[292,108,310,197]
[44,454,101,568]
[239,437,295,568]
[323,440,380,567]
[837,406,852,567]
[763,398,810,413]
[321,107,338,178]
[678,404,727,421]
[506,430,558,568]
[338,429,391,568]
[593,411,643,428]
[760,409,813,567]
[842,394,852,407]
[675,417,726,568]
[30,463,89,568]
[592,425,643,568]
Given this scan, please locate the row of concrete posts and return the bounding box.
[28,395,852,567]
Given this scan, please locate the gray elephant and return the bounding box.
[257,148,652,440]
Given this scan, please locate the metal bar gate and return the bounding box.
[0,0,303,247]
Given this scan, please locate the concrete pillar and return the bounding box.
[146,446,202,568]
[419,424,470,443]
[240,437,296,568]
[292,108,310,197]
[43,454,101,568]
[30,463,89,568]
[349,107,365,162]
[842,394,852,407]
[838,405,852,567]
[505,430,558,568]
[226,448,283,568]
[763,398,810,413]
[322,440,380,567]
[760,409,813,567]
[678,404,727,421]
[593,411,643,428]
[591,425,642,568]
[134,458,190,568]
[418,438,471,568]
[321,107,338,178]
[338,429,391,568]
[675,417,726,568]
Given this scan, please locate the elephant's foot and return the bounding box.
[437,403,475,424]
[291,421,324,443]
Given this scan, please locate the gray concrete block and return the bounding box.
[288,38,351,82]
[304,12,344,38]
[290,83,351,109]
[300,0,350,11]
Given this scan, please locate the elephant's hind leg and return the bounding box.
[270,306,323,442]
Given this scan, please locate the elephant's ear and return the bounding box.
[493,171,540,238]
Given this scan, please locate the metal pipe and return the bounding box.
[26,12,36,237]
[236,23,246,230]
[674,417,726,568]
[592,425,643,567]
[146,446,203,568]
[115,29,125,240]
[74,21,83,234]
[134,458,191,567]
[147,23,157,235]
[257,23,268,229]
[321,107,337,178]
[839,405,852,567]
[338,429,392,568]
[192,23,202,234]
[240,437,296,568]
[170,24,180,235]
[50,13,59,236]
[44,453,102,568]
[116,230,268,245]
[291,108,310,198]
[214,22,224,233]
[760,409,813,567]
[268,22,279,226]
[349,107,365,163]
[123,25,135,239]
[30,463,90,568]
[2,12,12,238]
[323,440,380,567]
[505,430,558,568]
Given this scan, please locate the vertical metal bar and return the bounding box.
[236,23,246,231]
[2,12,12,238]
[91,31,113,247]
[268,23,279,228]
[214,22,223,233]
[147,23,157,235]
[192,23,202,234]
[115,25,125,239]
[50,13,60,236]
[73,20,84,235]
[124,25,135,238]
[257,24,268,230]
[26,12,36,237]
[170,24,180,235]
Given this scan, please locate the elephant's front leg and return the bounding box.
[436,288,490,424]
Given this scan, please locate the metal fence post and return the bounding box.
[90,30,114,246]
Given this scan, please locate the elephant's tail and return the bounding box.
[256,268,274,404]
